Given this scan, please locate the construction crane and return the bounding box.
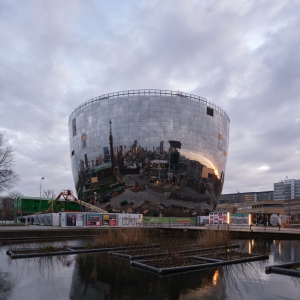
[37,189,107,214]
[236,189,240,193]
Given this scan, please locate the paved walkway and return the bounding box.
[1,224,300,235]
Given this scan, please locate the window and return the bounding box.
[207,107,214,117]
[72,118,77,137]
[81,134,87,148]
[84,154,88,168]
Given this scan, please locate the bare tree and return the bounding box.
[0,132,19,192]
[43,189,56,199]
[8,190,23,199]
[0,191,22,220]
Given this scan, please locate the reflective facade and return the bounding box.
[68,90,230,210]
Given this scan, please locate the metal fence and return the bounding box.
[70,89,230,122]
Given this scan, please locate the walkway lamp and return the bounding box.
[282,191,291,225]
[39,177,45,212]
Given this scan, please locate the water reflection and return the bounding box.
[69,252,225,299]
[15,255,76,277]
[69,252,271,299]
[1,239,300,299]
[0,271,14,300]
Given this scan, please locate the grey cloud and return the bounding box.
[0,0,299,197]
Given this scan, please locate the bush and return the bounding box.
[93,228,149,248]
[197,228,232,248]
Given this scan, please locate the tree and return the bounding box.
[43,189,56,199]
[0,132,19,192]
[0,191,22,221]
[8,190,23,199]
[232,206,237,214]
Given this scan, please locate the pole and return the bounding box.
[79,172,82,212]
[282,191,290,225]
[289,199,291,225]
[39,177,44,212]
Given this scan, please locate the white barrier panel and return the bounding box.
[53,213,60,226]
[118,214,143,227]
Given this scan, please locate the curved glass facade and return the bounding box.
[68,90,230,210]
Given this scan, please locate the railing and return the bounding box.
[138,223,300,234]
[0,220,15,225]
[70,89,230,122]
[140,222,196,228]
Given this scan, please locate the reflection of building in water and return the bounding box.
[69,90,230,210]
[68,252,225,299]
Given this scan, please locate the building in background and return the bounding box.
[274,179,300,200]
[14,196,81,222]
[68,89,230,211]
[219,191,274,204]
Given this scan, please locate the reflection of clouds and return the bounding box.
[0,272,14,300]
[2,248,76,299]
[291,276,300,288]
[15,254,76,279]
[222,262,265,297]
[181,149,220,178]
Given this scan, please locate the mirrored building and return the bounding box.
[68,90,230,210]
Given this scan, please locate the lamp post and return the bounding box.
[39,177,45,213]
[288,199,291,224]
[282,191,291,225]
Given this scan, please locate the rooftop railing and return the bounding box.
[70,89,230,122]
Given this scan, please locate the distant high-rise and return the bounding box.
[219,191,274,204]
[274,179,300,200]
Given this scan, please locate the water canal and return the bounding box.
[1,239,300,300]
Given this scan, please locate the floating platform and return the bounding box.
[265,262,300,277]
[110,244,268,277]
[109,244,240,261]
[6,244,159,259]
[131,252,269,276]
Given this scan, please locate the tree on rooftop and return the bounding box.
[0,132,19,193]
[43,189,56,199]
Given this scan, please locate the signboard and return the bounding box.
[65,213,83,226]
[109,217,116,226]
[209,212,229,225]
[87,213,101,226]
[251,213,279,226]
[119,214,143,227]
[66,213,77,226]
[102,214,117,226]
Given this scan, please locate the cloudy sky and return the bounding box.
[0,0,300,197]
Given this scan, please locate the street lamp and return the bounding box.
[282,191,291,225]
[39,177,45,213]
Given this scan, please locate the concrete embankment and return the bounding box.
[1,225,300,243]
[0,227,97,243]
